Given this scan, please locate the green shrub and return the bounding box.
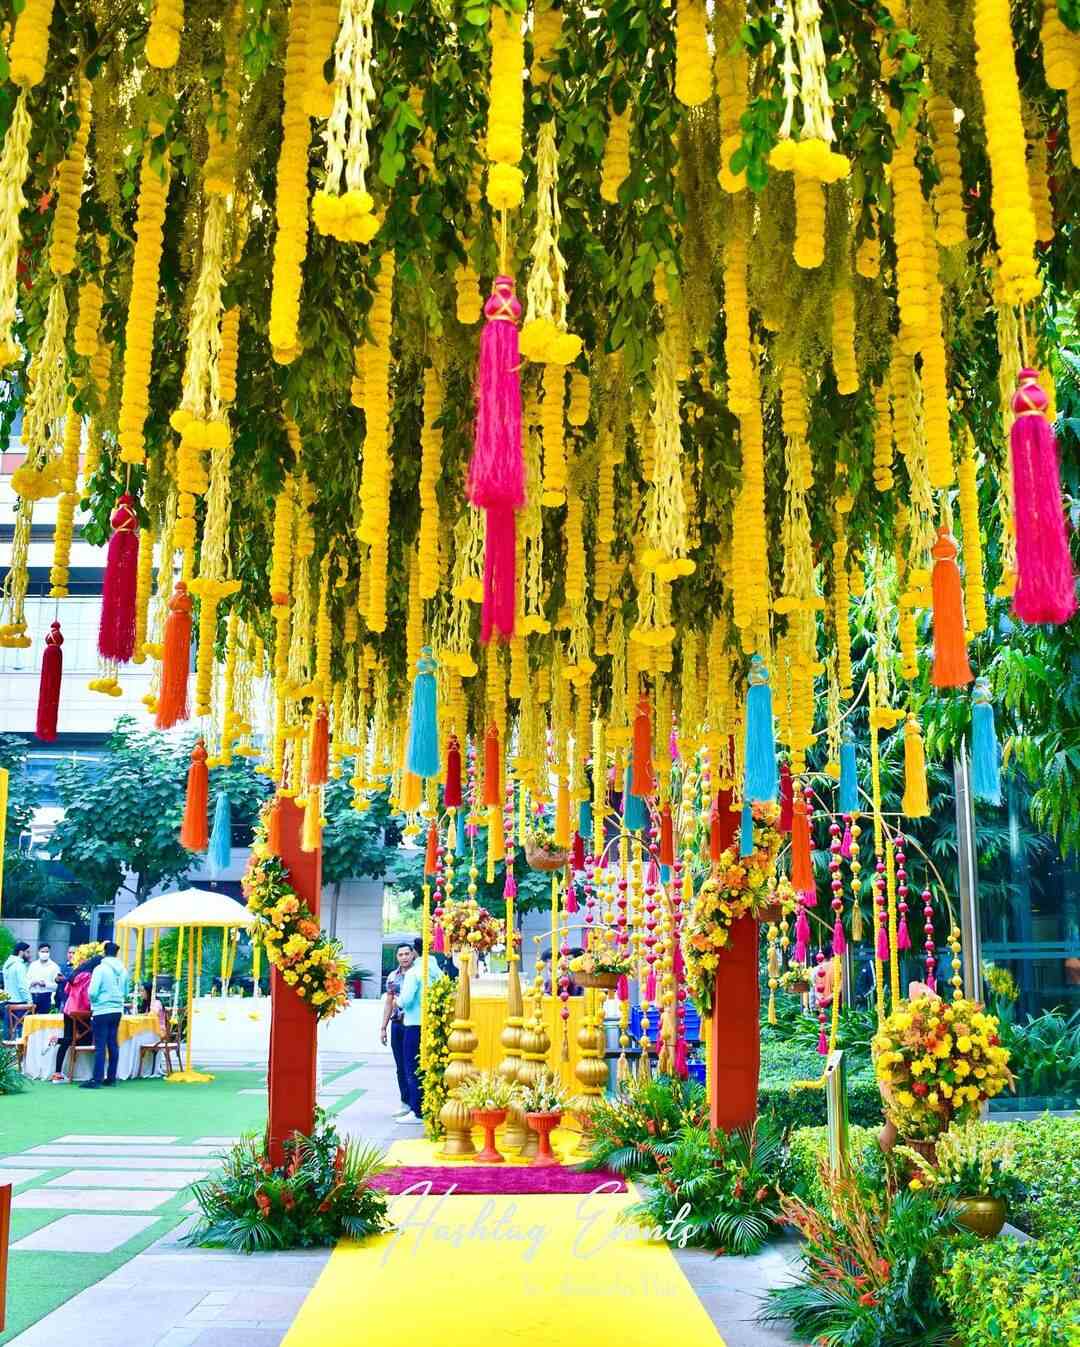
[757,1033,883,1130]
[0,924,14,964]
[943,1239,1080,1347]
[420,974,455,1139]
[579,1072,708,1175]
[992,1115,1080,1244]
[0,1041,24,1095]
[785,1123,880,1207]
[1000,1008,1080,1103]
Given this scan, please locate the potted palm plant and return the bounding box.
[897,1120,1024,1238]
[455,1071,516,1164]
[515,1070,568,1167]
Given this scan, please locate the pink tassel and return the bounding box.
[832,917,846,955]
[432,922,445,954]
[801,887,818,909]
[840,824,853,859]
[97,493,139,663]
[616,974,629,1002]
[818,1026,828,1055]
[897,916,912,951]
[876,923,890,962]
[794,907,811,964]
[646,858,661,889]
[468,276,524,643]
[1011,368,1077,625]
[674,1036,688,1078]
[645,969,657,1001]
[503,871,517,900]
[572,831,586,871]
[35,620,63,741]
[778,761,794,831]
[927,974,937,994]
[565,884,579,914]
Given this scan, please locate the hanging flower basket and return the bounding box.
[574,971,620,990]
[785,980,811,995]
[525,841,570,872]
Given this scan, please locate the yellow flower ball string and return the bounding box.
[956,427,987,636]
[831,280,857,395]
[1025,120,1054,244]
[675,0,712,107]
[918,226,955,489]
[146,0,184,69]
[132,522,155,663]
[890,126,929,355]
[1041,0,1080,91]
[48,76,91,276]
[0,92,33,365]
[600,103,631,203]
[48,405,82,598]
[454,259,482,324]
[418,363,442,600]
[218,307,240,403]
[204,10,240,196]
[485,7,524,209]
[714,0,748,191]
[312,0,379,243]
[540,364,567,505]
[73,279,103,358]
[927,96,966,248]
[303,0,339,119]
[531,0,561,84]
[269,0,313,362]
[872,378,894,491]
[9,0,56,89]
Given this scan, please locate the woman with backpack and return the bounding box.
[49,953,100,1082]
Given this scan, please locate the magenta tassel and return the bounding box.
[616,974,629,1002]
[674,1036,688,1078]
[927,974,937,994]
[840,824,853,859]
[832,917,846,955]
[876,924,890,962]
[97,493,139,663]
[469,276,524,643]
[801,887,818,909]
[897,916,911,951]
[565,885,579,914]
[503,871,517,900]
[645,969,657,1001]
[794,907,811,964]
[432,922,445,954]
[1011,369,1077,625]
[817,1026,828,1055]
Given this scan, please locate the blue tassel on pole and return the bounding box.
[839,735,859,814]
[739,801,754,857]
[405,646,440,779]
[623,766,648,832]
[208,792,232,877]
[971,677,1002,805]
[743,654,778,803]
[455,807,466,856]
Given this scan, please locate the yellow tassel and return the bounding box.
[901,714,930,818]
[554,777,570,848]
[400,769,421,814]
[301,785,322,853]
[768,989,777,1025]
[851,898,863,943]
[489,803,505,862]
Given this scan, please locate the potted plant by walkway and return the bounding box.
[897,1120,1024,1239]
[516,1070,568,1167]
[455,1071,516,1164]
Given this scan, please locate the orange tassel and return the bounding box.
[266,797,283,856]
[155,582,192,729]
[424,822,439,876]
[931,526,973,687]
[308,703,329,785]
[180,740,209,851]
[631,696,655,797]
[790,794,814,893]
[483,723,501,807]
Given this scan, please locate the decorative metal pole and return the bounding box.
[953,741,983,1003]
[825,1049,849,1173]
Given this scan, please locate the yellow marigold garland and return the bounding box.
[927,95,966,248]
[600,103,631,203]
[675,0,711,107]
[269,0,313,362]
[831,278,857,395]
[49,77,91,276]
[304,0,339,119]
[312,0,378,243]
[146,0,184,69]
[357,253,395,632]
[485,7,525,209]
[890,127,929,355]
[418,364,442,599]
[73,280,103,357]
[956,427,987,636]
[10,0,56,88]
[0,93,33,366]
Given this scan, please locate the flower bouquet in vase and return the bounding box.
[437,896,504,959]
[455,1071,516,1164]
[896,1120,1024,1239]
[515,1070,568,1167]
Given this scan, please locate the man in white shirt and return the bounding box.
[27,943,61,1015]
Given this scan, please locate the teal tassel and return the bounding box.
[743,653,778,803]
[208,792,232,877]
[971,677,1002,805]
[579,800,591,838]
[405,647,440,779]
[839,736,859,814]
[455,807,466,856]
[739,802,754,857]
[623,766,648,832]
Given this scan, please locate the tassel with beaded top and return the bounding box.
[743,654,778,803]
[98,493,140,664]
[902,714,930,818]
[1011,368,1077,625]
[406,646,440,779]
[35,620,63,741]
[971,677,1002,805]
[180,740,209,851]
[156,582,192,729]
[931,526,973,688]
[483,723,501,807]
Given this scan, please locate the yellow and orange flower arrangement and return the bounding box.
[437,895,504,956]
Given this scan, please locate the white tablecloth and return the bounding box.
[20,1014,164,1081]
[191,996,388,1060]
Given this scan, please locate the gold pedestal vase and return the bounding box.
[571,989,609,1157]
[515,1007,552,1160]
[496,959,528,1151]
[438,951,479,1157]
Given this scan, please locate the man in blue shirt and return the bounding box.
[81,940,130,1089]
[394,939,444,1123]
[2,941,31,1037]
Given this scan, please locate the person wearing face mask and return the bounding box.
[27,943,61,1015]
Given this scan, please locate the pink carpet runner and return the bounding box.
[375,1166,627,1195]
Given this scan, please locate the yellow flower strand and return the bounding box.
[269,0,313,362]
[0,92,33,365]
[49,76,91,276]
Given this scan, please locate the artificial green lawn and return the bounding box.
[0,1065,365,1345]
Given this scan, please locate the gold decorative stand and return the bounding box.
[496,958,528,1151]
[515,999,552,1159]
[571,987,609,1156]
[438,951,479,1157]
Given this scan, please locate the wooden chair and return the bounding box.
[138,1013,184,1078]
[66,1013,93,1081]
[1,1005,33,1071]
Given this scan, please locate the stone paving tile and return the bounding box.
[692,1290,800,1347]
[12,1213,159,1253]
[13,1154,214,1172]
[191,1137,241,1146]
[27,1144,225,1158]
[4,1289,207,1347]
[154,1332,203,1347]
[56,1134,181,1144]
[14,1187,180,1212]
[214,1290,310,1321]
[44,1170,197,1190]
[187,1330,285,1347]
[0,1157,74,1168]
[0,1167,47,1186]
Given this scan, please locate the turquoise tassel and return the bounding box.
[743,654,778,803]
[971,677,1002,805]
[839,736,859,814]
[739,801,754,857]
[579,800,591,838]
[405,646,440,779]
[623,766,648,832]
[208,792,232,877]
[455,808,466,856]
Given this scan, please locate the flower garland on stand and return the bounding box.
[420,973,456,1140]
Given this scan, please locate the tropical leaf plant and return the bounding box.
[576,1072,708,1175]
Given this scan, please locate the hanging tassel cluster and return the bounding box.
[1010,368,1077,625]
[179,739,209,851]
[155,581,193,729]
[405,647,440,778]
[208,791,232,876]
[98,493,140,663]
[468,276,524,643]
[971,676,1002,805]
[901,714,930,818]
[930,525,973,688]
[743,654,778,802]
[35,620,63,741]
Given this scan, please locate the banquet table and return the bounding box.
[19,1013,164,1081]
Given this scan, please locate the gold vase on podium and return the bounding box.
[496,960,528,1151]
[572,989,609,1155]
[515,1002,552,1159]
[438,951,479,1157]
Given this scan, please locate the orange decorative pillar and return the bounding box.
[268,796,321,1164]
[708,914,760,1134]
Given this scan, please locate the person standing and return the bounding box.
[27,944,61,1015]
[81,941,129,1089]
[49,952,99,1082]
[55,946,78,1010]
[2,941,31,1036]
[380,942,416,1120]
[394,939,443,1124]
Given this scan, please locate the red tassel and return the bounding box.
[1011,368,1077,625]
[931,526,973,688]
[659,803,674,866]
[469,277,524,644]
[308,703,329,786]
[98,493,139,663]
[483,724,501,806]
[631,696,654,797]
[572,831,585,871]
[444,734,463,808]
[790,795,814,892]
[266,798,282,856]
[155,581,192,729]
[180,740,209,852]
[35,620,63,741]
[778,762,794,832]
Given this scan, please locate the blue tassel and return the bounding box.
[578,800,591,838]
[623,767,648,832]
[660,864,671,885]
[739,801,754,857]
[971,677,1002,806]
[405,647,440,779]
[455,807,466,856]
[839,737,859,814]
[743,654,778,803]
[208,792,232,877]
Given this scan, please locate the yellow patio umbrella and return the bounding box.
[117,887,255,1084]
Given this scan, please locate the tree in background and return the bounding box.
[0,733,75,917]
[320,778,402,939]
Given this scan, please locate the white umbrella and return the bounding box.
[116,887,255,930]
